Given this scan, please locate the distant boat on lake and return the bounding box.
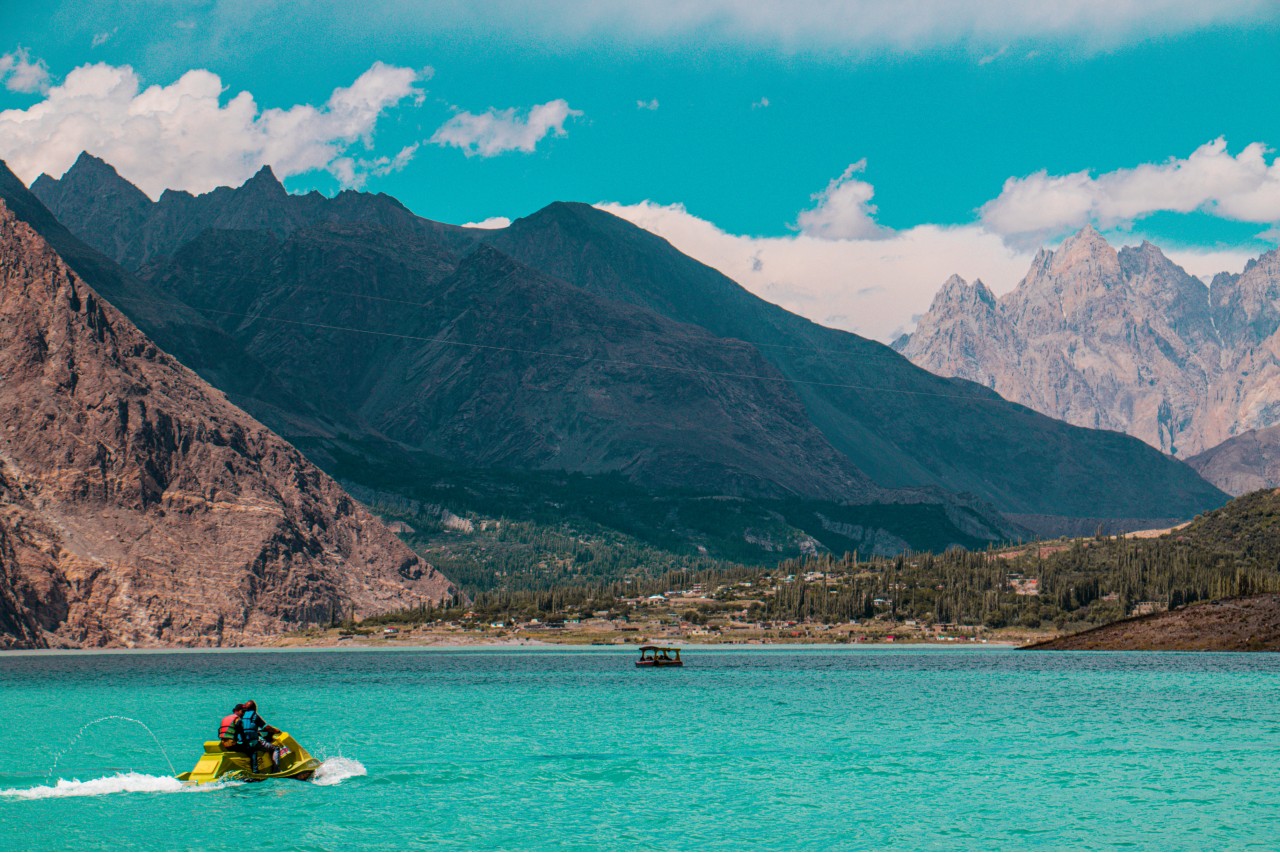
[636,645,683,667]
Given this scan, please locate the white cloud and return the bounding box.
[91,30,117,48]
[462,216,513,229]
[601,198,1264,343]
[751,97,770,109]
[430,99,582,157]
[981,138,1280,248]
[0,48,51,94]
[328,142,419,190]
[1162,246,1260,285]
[317,0,1273,54]
[794,159,890,241]
[635,0,1271,50]
[636,98,660,111]
[598,199,1034,342]
[0,60,427,197]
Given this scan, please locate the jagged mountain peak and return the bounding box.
[1048,223,1121,279]
[1119,239,1169,265]
[31,154,474,269]
[929,274,997,313]
[66,150,120,179]
[37,152,150,202]
[902,224,1280,464]
[69,150,117,173]
[1245,245,1280,274]
[240,163,287,196]
[1118,238,1176,274]
[28,152,153,242]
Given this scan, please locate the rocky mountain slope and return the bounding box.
[898,226,1280,492]
[3,161,1017,568]
[0,201,454,649]
[1186,424,1280,496]
[1024,594,1280,651]
[28,155,1228,541]
[483,203,1225,528]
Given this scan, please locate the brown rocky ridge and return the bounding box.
[1023,594,1280,651]
[0,201,455,649]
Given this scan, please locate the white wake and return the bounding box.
[2,757,366,799]
[309,757,366,786]
[0,772,239,800]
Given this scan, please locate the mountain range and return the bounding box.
[0,199,453,648]
[19,153,1228,546]
[897,226,1280,494]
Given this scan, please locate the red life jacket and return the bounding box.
[218,713,239,742]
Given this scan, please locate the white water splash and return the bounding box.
[1,772,239,800]
[309,757,366,786]
[45,716,176,780]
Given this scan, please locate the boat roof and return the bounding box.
[638,645,681,651]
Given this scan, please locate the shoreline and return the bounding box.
[0,639,1029,655]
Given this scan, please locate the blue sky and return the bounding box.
[2,1,1279,339]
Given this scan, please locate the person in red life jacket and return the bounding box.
[218,704,245,751]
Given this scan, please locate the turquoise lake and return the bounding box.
[2,646,1279,850]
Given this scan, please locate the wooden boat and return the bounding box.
[635,645,683,667]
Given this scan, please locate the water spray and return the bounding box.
[45,716,177,781]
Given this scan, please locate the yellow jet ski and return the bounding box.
[177,732,322,784]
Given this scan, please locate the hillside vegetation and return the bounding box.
[373,489,1280,637]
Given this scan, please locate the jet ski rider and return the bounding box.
[218,700,285,773]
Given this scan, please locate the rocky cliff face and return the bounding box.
[900,226,1280,472]
[1186,424,1280,496]
[0,202,454,648]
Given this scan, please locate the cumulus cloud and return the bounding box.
[0,60,427,197]
[0,48,51,94]
[981,138,1280,248]
[598,160,1263,342]
[599,198,1033,342]
[430,99,582,157]
[328,143,419,190]
[794,159,890,241]
[462,216,513,229]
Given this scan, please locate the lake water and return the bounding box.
[2,646,1279,850]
